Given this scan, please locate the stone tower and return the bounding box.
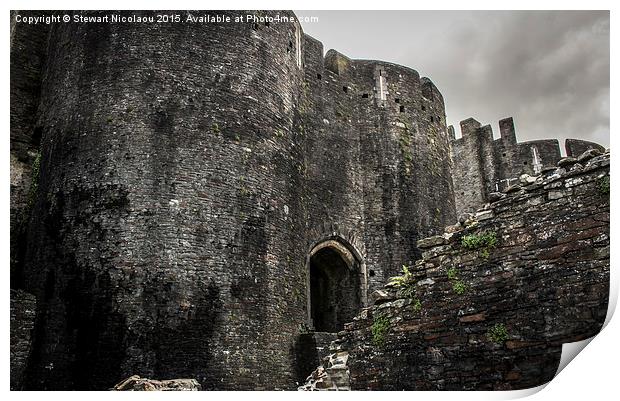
[11,10,456,389]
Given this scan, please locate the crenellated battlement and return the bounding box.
[302,36,445,126]
[450,116,605,215]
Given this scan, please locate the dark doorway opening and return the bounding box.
[309,247,361,332]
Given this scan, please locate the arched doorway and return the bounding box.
[307,239,364,332]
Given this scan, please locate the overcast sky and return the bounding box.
[295,11,610,151]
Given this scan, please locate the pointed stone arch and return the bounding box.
[305,234,367,332]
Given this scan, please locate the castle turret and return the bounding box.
[299,42,456,302]
[23,10,307,390]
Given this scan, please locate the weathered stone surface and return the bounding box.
[488,192,505,202]
[370,290,394,304]
[444,223,464,234]
[299,351,351,391]
[504,184,523,194]
[566,139,605,158]
[458,212,474,224]
[459,312,486,323]
[577,148,603,163]
[417,235,447,249]
[474,209,494,220]
[10,10,49,291]
[519,174,537,185]
[569,162,584,172]
[112,375,201,391]
[548,189,572,200]
[558,156,578,168]
[294,332,339,385]
[302,153,609,391]
[541,166,557,176]
[10,289,36,390]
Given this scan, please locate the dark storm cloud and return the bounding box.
[295,11,609,150]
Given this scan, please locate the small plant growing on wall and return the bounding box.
[599,175,610,195]
[388,265,423,310]
[446,266,468,295]
[412,298,422,312]
[461,231,499,259]
[372,314,391,347]
[487,323,509,344]
[452,280,467,295]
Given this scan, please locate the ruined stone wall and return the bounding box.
[21,10,308,390]
[303,149,609,391]
[450,117,604,216]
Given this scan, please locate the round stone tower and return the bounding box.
[23,10,308,390]
[299,44,456,293]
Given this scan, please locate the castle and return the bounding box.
[10,10,608,390]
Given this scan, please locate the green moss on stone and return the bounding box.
[461,231,498,259]
[487,323,509,344]
[452,280,467,295]
[371,314,391,347]
[599,175,610,195]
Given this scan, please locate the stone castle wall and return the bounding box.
[12,10,455,390]
[302,149,609,390]
[300,37,455,295]
[10,10,49,288]
[20,10,308,390]
[10,10,607,391]
[450,117,605,216]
